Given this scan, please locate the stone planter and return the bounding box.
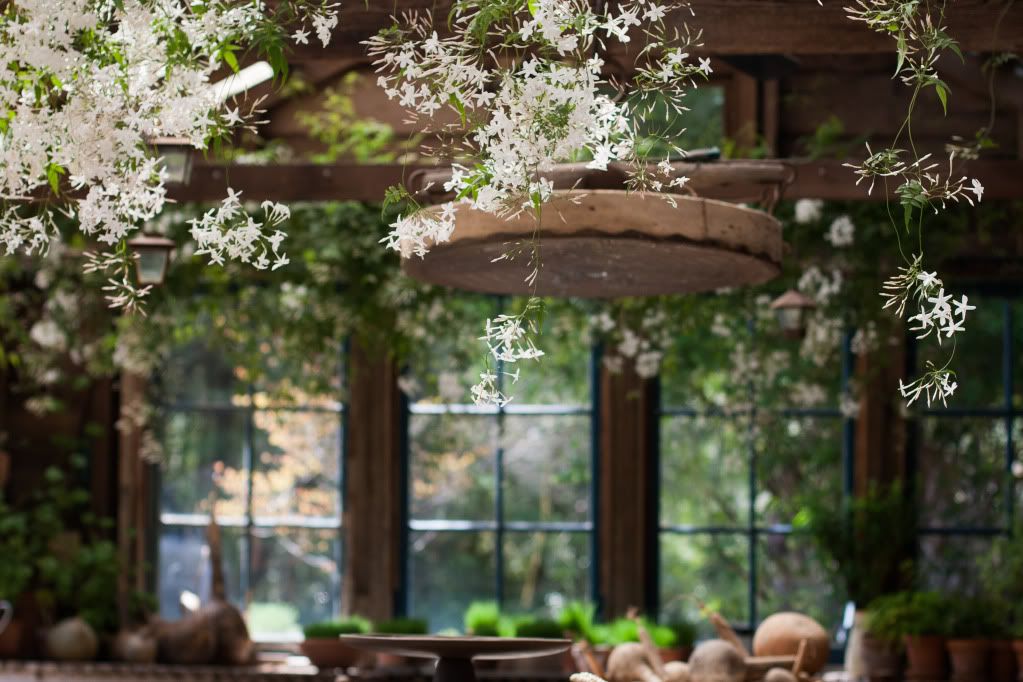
[946,639,990,682]
[0,620,23,660]
[904,635,947,680]
[990,640,1017,682]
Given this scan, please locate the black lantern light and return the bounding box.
[149,136,193,185]
[770,289,817,339]
[127,234,175,286]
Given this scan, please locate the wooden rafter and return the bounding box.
[282,0,1023,62]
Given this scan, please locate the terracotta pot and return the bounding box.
[0,620,23,660]
[861,632,902,680]
[1012,641,1023,682]
[990,640,1017,682]
[904,635,947,680]
[946,639,990,682]
[300,638,365,669]
[660,646,694,663]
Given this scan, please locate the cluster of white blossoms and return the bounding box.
[593,310,669,379]
[367,0,707,404]
[0,0,339,311]
[882,255,973,406]
[825,214,855,247]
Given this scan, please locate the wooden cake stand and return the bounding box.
[341,635,572,682]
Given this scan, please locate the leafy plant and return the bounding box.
[946,597,1002,639]
[978,533,1023,627]
[0,498,32,601]
[793,482,915,606]
[374,617,429,635]
[598,618,678,648]
[464,601,502,637]
[557,601,598,643]
[864,592,951,647]
[666,619,697,649]
[512,617,565,639]
[304,617,371,639]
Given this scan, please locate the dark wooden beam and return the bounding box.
[167,158,1023,204]
[286,1,1023,61]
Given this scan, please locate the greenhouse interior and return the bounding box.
[0,1,1022,681]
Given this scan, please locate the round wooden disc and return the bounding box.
[402,191,783,298]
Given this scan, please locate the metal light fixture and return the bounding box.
[770,289,817,339]
[127,234,175,286]
[149,136,193,185]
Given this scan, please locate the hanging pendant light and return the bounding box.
[127,234,175,286]
[148,137,194,185]
[770,289,817,339]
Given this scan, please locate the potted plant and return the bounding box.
[794,482,916,678]
[558,601,613,668]
[504,617,567,673]
[946,597,999,682]
[300,617,370,669]
[894,592,951,681]
[372,617,429,668]
[0,497,32,659]
[464,601,502,637]
[663,620,697,662]
[979,534,1023,682]
[863,593,908,680]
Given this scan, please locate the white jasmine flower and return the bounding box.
[825,214,855,247]
[794,198,824,224]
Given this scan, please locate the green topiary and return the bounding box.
[464,601,502,637]
[946,597,1001,639]
[303,617,371,639]
[512,617,565,639]
[557,601,598,643]
[373,617,429,635]
[667,619,697,649]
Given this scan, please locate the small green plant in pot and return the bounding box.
[663,619,697,661]
[557,601,598,644]
[504,617,569,673]
[300,617,370,670]
[946,597,1000,682]
[373,617,429,668]
[464,601,502,637]
[878,591,950,681]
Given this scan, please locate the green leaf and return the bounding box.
[894,32,906,76]
[934,82,948,115]
[223,49,239,73]
[527,0,538,15]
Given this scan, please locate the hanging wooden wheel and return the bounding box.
[402,190,783,298]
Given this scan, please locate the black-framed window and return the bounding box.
[914,298,1021,590]
[156,340,346,641]
[656,312,854,633]
[400,297,599,632]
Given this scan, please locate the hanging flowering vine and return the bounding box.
[0,0,339,312]
[367,0,709,405]
[842,0,988,406]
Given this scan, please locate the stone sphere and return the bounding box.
[764,668,797,682]
[752,612,830,674]
[688,640,745,682]
[663,661,691,682]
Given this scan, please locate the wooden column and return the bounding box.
[117,372,154,626]
[342,340,403,621]
[853,345,908,494]
[598,364,658,619]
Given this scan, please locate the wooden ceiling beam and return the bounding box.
[165,158,1023,204]
[283,1,1023,61]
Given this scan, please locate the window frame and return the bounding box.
[398,345,603,615]
[154,343,348,640]
[653,329,856,631]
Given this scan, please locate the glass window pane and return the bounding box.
[505,299,591,405]
[160,411,247,518]
[405,296,499,404]
[410,414,497,520]
[249,527,341,639]
[253,338,344,409]
[408,531,496,633]
[919,534,994,594]
[503,531,590,613]
[919,298,1005,409]
[1015,303,1023,410]
[159,341,247,406]
[661,417,748,527]
[251,410,342,520]
[756,416,844,525]
[157,525,245,619]
[758,534,845,632]
[918,418,1007,528]
[661,533,749,626]
[504,416,591,523]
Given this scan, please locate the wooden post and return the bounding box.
[598,363,658,618]
[853,345,908,494]
[117,372,152,626]
[342,339,404,621]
